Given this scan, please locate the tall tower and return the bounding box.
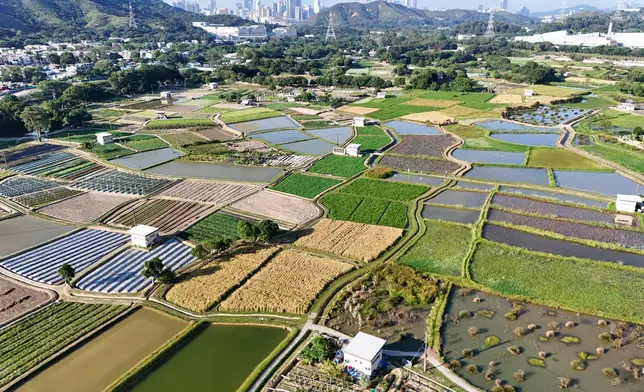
[210,0,217,13]
[325,13,336,41]
[484,12,495,37]
[129,0,138,29]
[613,0,623,21]
[559,0,567,20]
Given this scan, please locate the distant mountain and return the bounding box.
[306,1,534,29]
[530,4,603,17]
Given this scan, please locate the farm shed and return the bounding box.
[615,194,642,213]
[343,332,386,378]
[95,132,113,145]
[128,225,159,248]
[160,91,172,99]
[346,144,361,157]
[353,117,366,127]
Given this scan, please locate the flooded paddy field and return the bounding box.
[488,209,644,250]
[464,166,550,186]
[482,224,644,267]
[490,133,560,147]
[421,205,480,224]
[455,181,495,191]
[491,194,620,225]
[145,161,283,182]
[508,106,589,125]
[0,216,73,258]
[385,120,442,135]
[391,135,457,157]
[452,149,526,165]
[229,116,300,133]
[389,173,445,186]
[306,127,352,144]
[249,129,311,145]
[280,138,336,155]
[498,186,608,208]
[15,308,187,392]
[379,156,462,174]
[427,189,489,208]
[443,290,644,392]
[553,171,643,196]
[130,325,288,392]
[110,148,184,170]
[476,119,560,133]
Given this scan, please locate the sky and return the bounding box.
[164,0,620,15]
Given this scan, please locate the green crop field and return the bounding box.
[580,141,644,174]
[145,119,215,130]
[270,174,341,199]
[0,302,125,388]
[444,124,530,152]
[183,213,241,246]
[419,91,496,103]
[86,143,134,160]
[158,132,206,146]
[340,178,429,201]
[50,130,131,143]
[321,193,409,228]
[398,219,473,276]
[118,135,169,151]
[349,96,441,121]
[307,155,366,177]
[526,147,606,170]
[356,126,385,136]
[556,96,612,109]
[352,126,391,153]
[470,241,644,323]
[220,108,282,123]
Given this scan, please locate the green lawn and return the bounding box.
[220,108,282,124]
[356,126,385,136]
[146,119,215,130]
[526,147,606,170]
[340,178,429,201]
[321,193,409,228]
[352,126,391,154]
[86,143,134,160]
[118,135,169,151]
[398,220,473,276]
[270,174,341,199]
[307,155,366,178]
[470,241,644,323]
[580,141,644,174]
[444,124,530,152]
[556,96,612,109]
[183,213,241,246]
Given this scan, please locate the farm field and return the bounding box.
[156,180,258,204]
[220,249,353,313]
[182,212,243,246]
[0,177,60,198]
[8,152,78,176]
[341,178,429,201]
[166,247,279,312]
[307,155,366,177]
[379,155,462,174]
[470,241,644,323]
[0,229,129,284]
[579,139,644,174]
[15,307,186,392]
[54,162,109,182]
[117,135,169,152]
[102,198,212,233]
[426,189,489,208]
[13,187,83,208]
[85,143,134,160]
[220,107,282,123]
[0,302,125,388]
[195,128,237,141]
[145,118,215,130]
[229,190,319,226]
[77,239,196,293]
[3,144,66,163]
[37,192,133,223]
[158,132,207,146]
[48,130,130,143]
[0,275,52,325]
[526,147,605,169]
[444,124,530,152]
[0,216,73,258]
[421,205,481,224]
[109,148,183,171]
[390,135,456,157]
[270,173,341,199]
[72,170,172,195]
[295,219,403,262]
[130,324,288,392]
[321,193,410,228]
[398,220,472,276]
[497,186,608,208]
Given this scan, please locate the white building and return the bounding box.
[191,22,267,41]
[616,194,642,213]
[515,29,644,49]
[95,132,114,145]
[353,117,366,127]
[346,143,361,157]
[160,91,173,99]
[241,98,255,106]
[376,91,387,99]
[208,82,219,90]
[273,27,297,38]
[524,89,533,97]
[128,225,160,249]
[618,102,636,111]
[343,332,386,377]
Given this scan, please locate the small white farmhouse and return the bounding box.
[128,225,160,249]
[524,89,534,97]
[346,143,361,157]
[616,194,642,213]
[618,102,636,111]
[160,91,172,99]
[376,91,386,99]
[208,82,218,90]
[343,332,386,377]
[155,111,168,120]
[241,99,255,106]
[353,117,366,127]
[95,132,113,145]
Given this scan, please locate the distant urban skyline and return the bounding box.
[162,0,628,13]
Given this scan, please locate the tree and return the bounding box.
[59,52,76,67]
[20,105,51,140]
[57,263,75,284]
[212,237,234,253]
[0,95,27,137]
[141,257,176,284]
[64,108,92,127]
[237,221,260,243]
[192,244,209,259]
[258,220,279,242]
[299,336,333,365]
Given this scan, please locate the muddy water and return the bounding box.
[385,120,442,135]
[553,171,644,197]
[280,138,335,155]
[229,116,300,133]
[452,149,526,165]
[421,205,480,224]
[443,290,644,392]
[389,173,445,186]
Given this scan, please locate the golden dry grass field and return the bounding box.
[401,111,455,124]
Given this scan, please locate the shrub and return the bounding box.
[599,332,613,342]
[538,351,547,359]
[458,310,472,319]
[468,327,480,336]
[507,345,521,355]
[546,330,556,338]
[503,386,516,392]
[477,309,495,319]
[539,336,549,342]
[561,336,580,344]
[513,327,525,337]
[528,358,546,367]
[570,359,586,371]
[485,335,501,347]
[491,387,504,392]
[299,336,333,365]
[467,364,478,374]
[462,348,474,358]
[565,321,575,328]
[447,360,462,371]
[612,377,622,387]
[365,167,393,179]
[513,369,526,383]
[596,347,605,355]
[578,351,598,360]
[504,310,519,321]
[631,358,644,366]
[602,367,617,377]
[548,321,559,329]
[598,319,607,328]
[484,367,496,380]
[558,377,571,389]
[528,324,537,331]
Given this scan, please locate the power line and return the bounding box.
[325,13,337,41]
[485,12,495,37]
[129,0,138,29]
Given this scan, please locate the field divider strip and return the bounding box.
[462,185,496,280]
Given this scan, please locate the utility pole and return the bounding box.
[484,12,495,37]
[325,13,337,41]
[129,0,138,29]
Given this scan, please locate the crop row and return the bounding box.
[321,193,408,229]
[270,174,341,199]
[379,155,461,175]
[145,119,216,130]
[8,153,78,176]
[117,135,169,152]
[157,180,258,204]
[390,135,457,157]
[103,198,212,233]
[230,190,319,226]
[182,212,243,245]
[0,177,61,198]
[340,178,429,201]
[13,187,83,208]
[56,163,109,181]
[0,302,125,387]
[38,192,133,224]
[72,170,172,196]
[3,144,66,164]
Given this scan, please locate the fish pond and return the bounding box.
[464,166,550,186]
[130,324,288,392]
[553,171,643,196]
[0,216,73,258]
[229,116,300,133]
[145,161,283,182]
[454,181,495,191]
[476,120,559,133]
[421,205,480,224]
[507,106,589,126]
[427,190,489,208]
[497,186,608,208]
[280,139,336,155]
[452,149,526,165]
[110,148,184,170]
[389,173,445,186]
[306,127,353,144]
[249,129,311,145]
[442,290,643,392]
[490,133,560,147]
[385,121,442,135]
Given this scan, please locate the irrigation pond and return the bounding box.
[442,290,644,392]
[385,121,442,135]
[421,205,480,224]
[452,149,526,165]
[489,133,560,147]
[389,173,445,186]
[497,186,608,208]
[427,190,489,208]
[0,216,73,258]
[249,129,311,145]
[110,148,184,170]
[229,116,300,133]
[306,126,353,144]
[476,120,559,133]
[144,161,283,182]
[553,171,644,196]
[280,138,336,155]
[130,324,288,392]
[464,166,550,186]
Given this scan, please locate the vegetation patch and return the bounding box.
[183,212,243,246]
[526,147,605,170]
[118,134,169,151]
[307,155,366,178]
[145,118,215,130]
[444,124,530,152]
[341,178,429,201]
[270,174,341,199]
[321,193,409,228]
[220,107,282,124]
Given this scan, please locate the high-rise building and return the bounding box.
[244,0,253,10]
[499,0,507,10]
[287,0,294,18]
[519,5,529,15]
[313,0,321,13]
[210,0,216,12]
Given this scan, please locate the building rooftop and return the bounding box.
[617,194,643,203]
[127,225,159,236]
[344,332,386,361]
[96,132,112,137]
[347,143,361,149]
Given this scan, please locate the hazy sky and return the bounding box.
[164,0,617,14]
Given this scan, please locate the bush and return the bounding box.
[485,335,501,347]
[561,335,580,344]
[299,336,333,365]
[365,167,394,179]
[602,367,617,377]
[570,359,586,371]
[507,345,521,355]
[513,369,526,383]
[447,360,462,371]
[528,358,546,367]
[467,364,478,374]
